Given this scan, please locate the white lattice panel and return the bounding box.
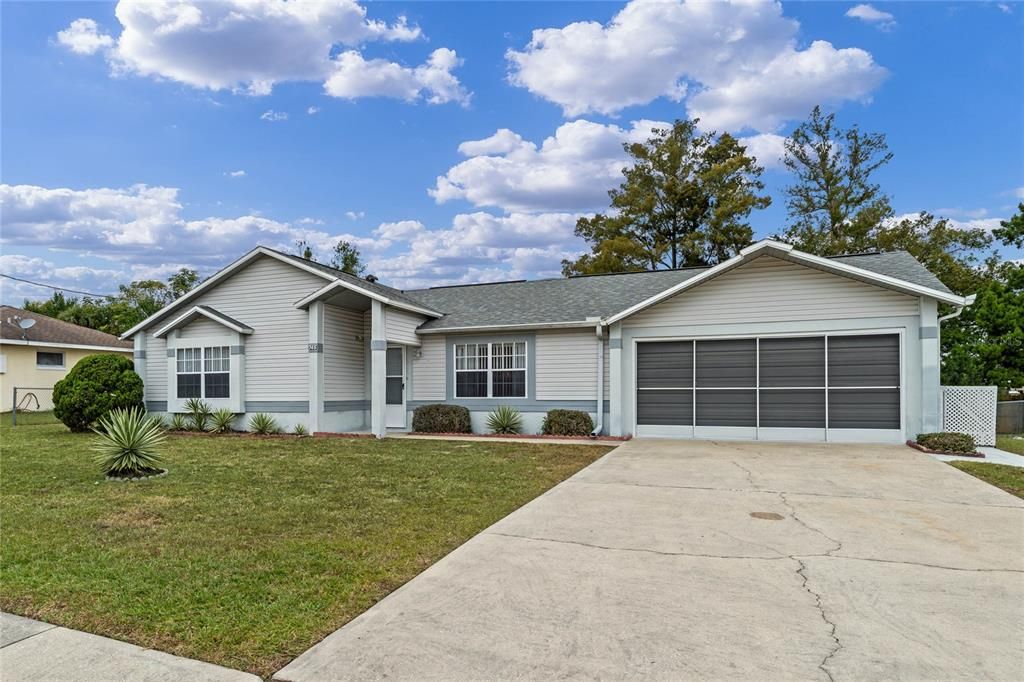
[942,386,997,446]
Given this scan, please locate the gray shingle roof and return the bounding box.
[1,305,133,348]
[194,306,253,332]
[402,250,953,331]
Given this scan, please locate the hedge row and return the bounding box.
[412,404,594,436]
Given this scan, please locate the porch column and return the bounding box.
[133,333,147,405]
[369,299,387,438]
[308,301,325,433]
[920,297,941,433]
[608,323,623,436]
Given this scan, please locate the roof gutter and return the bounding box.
[938,293,977,323]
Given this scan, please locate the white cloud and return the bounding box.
[323,48,469,105]
[56,18,114,55]
[506,0,886,131]
[1013,186,1024,199]
[55,1,468,104]
[224,170,246,177]
[260,110,288,122]
[738,133,788,170]
[307,106,321,115]
[432,119,669,213]
[889,211,1003,233]
[345,211,365,221]
[846,4,897,30]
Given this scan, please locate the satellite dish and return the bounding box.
[18,318,36,330]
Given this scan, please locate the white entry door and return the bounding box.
[385,346,406,428]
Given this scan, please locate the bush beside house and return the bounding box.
[542,409,594,437]
[412,404,472,433]
[52,354,144,432]
[916,432,977,454]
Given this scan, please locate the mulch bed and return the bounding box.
[906,440,985,458]
[408,432,632,442]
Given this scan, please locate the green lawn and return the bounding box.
[950,461,1024,499]
[0,414,610,676]
[996,434,1024,456]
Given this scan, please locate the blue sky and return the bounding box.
[1,1,1021,304]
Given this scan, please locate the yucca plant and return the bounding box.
[169,413,189,431]
[211,408,236,433]
[249,413,279,435]
[487,405,523,435]
[91,407,167,478]
[293,423,309,437]
[184,398,212,431]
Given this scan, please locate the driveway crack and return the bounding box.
[485,531,791,561]
[731,460,760,490]
[792,558,841,682]
[778,492,843,556]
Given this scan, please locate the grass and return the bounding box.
[949,461,1024,499]
[996,434,1024,456]
[0,413,610,676]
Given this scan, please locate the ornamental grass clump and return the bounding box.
[487,405,523,434]
[91,407,167,479]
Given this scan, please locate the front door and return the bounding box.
[385,346,406,428]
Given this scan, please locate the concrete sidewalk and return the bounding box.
[930,445,1024,468]
[0,612,258,682]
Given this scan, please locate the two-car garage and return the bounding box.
[634,333,903,442]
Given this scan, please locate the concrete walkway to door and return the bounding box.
[276,439,1024,681]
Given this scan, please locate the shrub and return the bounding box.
[917,432,976,453]
[211,408,236,434]
[412,404,471,433]
[184,398,212,431]
[293,423,309,437]
[91,407,166,478]
[53,354,144,432]
[487,405,523,435]
[169,413,189,431]
[249,413,279,435]
[541,409,594,437]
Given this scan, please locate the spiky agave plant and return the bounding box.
[92,407,167,478]
[211,408,236,433]
[184,398,212,431]
[249,412,279,435]
[169,413,189,431]
[292,423,309,437]
[486,405,523,435]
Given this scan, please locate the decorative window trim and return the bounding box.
[453,340,528,399]
[35,351,66,370]
[176,345,231,400]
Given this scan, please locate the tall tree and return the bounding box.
[780,106,893,255]
[294,239,315,260]
[993,202,1024,249]
[563,119,770,276]
[330,239,366,276]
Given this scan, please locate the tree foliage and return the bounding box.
[23,268,200,336]
[563,119,770,275]
[53,354,144,432]
[780,106,894,255]
[330,240,366,276]
[993,202,1024,249]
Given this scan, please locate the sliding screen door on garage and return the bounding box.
[635,333,901,441]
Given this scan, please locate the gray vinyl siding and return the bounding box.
[627,256,918,328]
[178,255,327,402]
[411,334,446,401]
[145,332,166,398]
[535,329,606,401]
[385,308,425,346]
[177,317,227,338]
[324,306,365,401]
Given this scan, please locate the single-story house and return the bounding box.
[1,305,134,412]
[121,239,972,443]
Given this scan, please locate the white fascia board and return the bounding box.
[415,319,598,335]
[604,240,969,325]
[121,247,337,339]
[153,306,254,338]
[0,339,132,352]
[293,279,442,319]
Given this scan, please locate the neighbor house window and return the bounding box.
[176,346,230,399]
[454,341,526,398]
[36,351,65,368]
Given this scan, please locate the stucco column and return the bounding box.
[370,299,387,438]
[308,301,325,433]
[133,332,147,405]
[608,323,623,436]
[920,297,941,433]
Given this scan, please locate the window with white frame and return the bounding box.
[176,346,230,399]
[36,351,65,368]
[454,341,527,398]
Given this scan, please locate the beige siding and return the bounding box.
[412,335,446,400]
[536,329,605,401]
[0,344,132,412]
[145,332,167,399]
[385,307,425,346]
[183,256,327,401]
[324,306,365,401]
[177,317,227,338]
[626,256,919,328]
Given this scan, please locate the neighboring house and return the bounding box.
[121,240,971,443]
[0,305,134,412]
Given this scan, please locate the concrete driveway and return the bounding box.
[276,440,1024,681]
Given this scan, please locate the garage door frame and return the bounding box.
[632,328,905,443]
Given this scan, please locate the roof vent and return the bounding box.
[365,274,379,283]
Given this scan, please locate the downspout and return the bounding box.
[935,293,976,402]
[592,322,604,437]
[938,294,975,324]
